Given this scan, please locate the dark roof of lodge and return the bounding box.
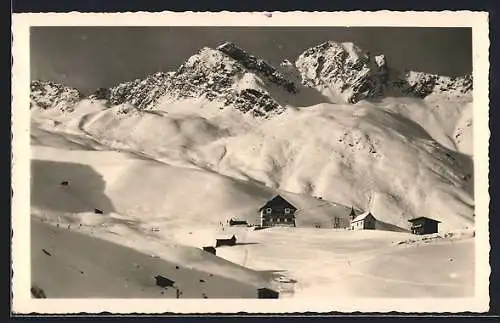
[259,195,297,211]
[408,216,441,223]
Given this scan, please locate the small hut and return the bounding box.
[229,219,248,226]
[154,275,175,288]
[202,246,216,255]
[215,234,237,247]
[257,287,280,299]
[408,217,441,235]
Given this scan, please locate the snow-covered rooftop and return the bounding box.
[351,211,373,223]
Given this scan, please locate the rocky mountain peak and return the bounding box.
[216,42,298,94]
[30,80,82,111]
[97,71,173,109]
[295,41,471,103]
[101,42,301,117]
[295,41,389,103]
[30,40,473,116]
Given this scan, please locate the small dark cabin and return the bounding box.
[257,287,280,299]
[259,195,297,227]
[408,217,441,235]
[216,235,237,247]
[94,208,104,214]
[202,246,217,255]
[229,219,248,226]
[154,275,175,288]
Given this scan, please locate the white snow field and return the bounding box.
[214,227,474,298]
[31,218,267,298]
[30,112,474,298]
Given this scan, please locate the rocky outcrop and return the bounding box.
[30,80,82,111]
[216,42,298,94]
[295,41,472,103]
[102,43,299,117]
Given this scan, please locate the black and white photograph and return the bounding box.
[11,11,490,313]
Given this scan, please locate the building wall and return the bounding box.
[260,208,296,227]
[363,218,376,229]
[351,220,364,230]
[424,221,439,234]
[411,219,439,235]
[350,216,376,230]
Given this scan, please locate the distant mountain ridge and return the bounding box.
[30,41,472,116]
[295,41,472,103]
[30,41,475,232]
[30,80,82,112]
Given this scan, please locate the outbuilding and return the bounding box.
[202,246,216,255]
[229,219,248,226]
[154,275,175,288]
[215,234,237,247]
[257,287,280,299]
[408,217,441,235]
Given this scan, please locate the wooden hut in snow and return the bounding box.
[202,246,216,255]
[154,275,175,288]
[257,287,280,299]
[215,234,237,247]
[408,217,441,235]
[229,218,248,226]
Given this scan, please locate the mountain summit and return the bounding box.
[295,41,472,103]
[99,42,304,117]
[32,41,472,115]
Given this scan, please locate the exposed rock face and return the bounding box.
[393,71,473,98]
[100,72,173,110]
[295,42,389,103]
[100,42,300,117]
[295,41,472,103]
[30,80,82,111]
[216,42,298,94]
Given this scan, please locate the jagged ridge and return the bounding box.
[295,41,472,103]
[32,41,473,115]
[30,80,82,111]
[98,42,300,117]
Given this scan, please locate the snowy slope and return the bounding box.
[31,140,353,232]
[30,129,475,298]
[34,96,474,231]
[32,218,264,298]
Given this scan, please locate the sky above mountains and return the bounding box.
[30,27,472,94]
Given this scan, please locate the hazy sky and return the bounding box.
[30,27,472,94]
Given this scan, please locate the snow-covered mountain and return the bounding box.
[30,80,82,112]
[30,41,475,232]
[92,42,310,117]
[295,41,472,103]
[32,41,472,116]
